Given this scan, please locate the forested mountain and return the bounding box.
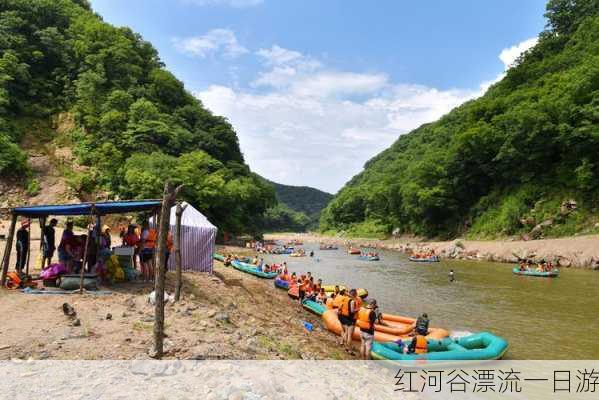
[261,179,333,232]
[0,0,274,234]
[321,0,599,239]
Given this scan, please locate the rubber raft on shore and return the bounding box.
[302,300,508,361]
[231,260,277,279]
[371,332,509,361]
[408,255,440,262]
[274,278,290,290]
[302,299,449,341]
[512,268,559,278]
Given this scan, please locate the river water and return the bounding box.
[262,242,599,359]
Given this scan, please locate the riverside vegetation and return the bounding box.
[0,0,275,235]
[321,0,599,240]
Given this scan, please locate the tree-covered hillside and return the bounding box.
[261,179,333,232]
[0,0,274,234]
[321,0,599,239]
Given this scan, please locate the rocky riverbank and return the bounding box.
[0,249,350,360]
[265,233,599,269]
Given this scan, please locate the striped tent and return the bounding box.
[153,202,217,273]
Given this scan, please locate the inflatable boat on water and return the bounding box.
[512,267,559,277]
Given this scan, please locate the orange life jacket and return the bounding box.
[353,297,363,320]
[143,229,158,249]
[415,335,428,354]
[299,279,309,291]
[166,233,174,252]
[326,297,335,309]
[6,271,22,289]
[339,295,354,318]
[332,294,345,309]
[356,307,374,331]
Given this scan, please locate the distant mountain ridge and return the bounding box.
[267,180,333,219]
[261,179,333,232]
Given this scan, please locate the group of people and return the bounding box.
[411,249,436,259]
[518,259,555,272]
[118,221,173,281]
[274,267,430,360]
[14,217,172,282]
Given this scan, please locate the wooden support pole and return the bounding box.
[39,217,46,251]
[174,202,187,302]
[25,221,31,276]
[153,182,182,358]
[1,213,18,286]
[39,217,46,269]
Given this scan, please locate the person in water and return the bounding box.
[449,269,455,282]
[411,313,430,336]
[309,250,314,257]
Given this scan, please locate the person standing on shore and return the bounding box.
[15,219,30,274]
[338,289,357,354]
[357,299,380,359]
[42,218,58,268]
[449,269,455,282]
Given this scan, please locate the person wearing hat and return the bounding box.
[15,219,30,273]
[42,218,58,268]
[356,298,385,359]
[101,225,112,250]
[411,312,430,336]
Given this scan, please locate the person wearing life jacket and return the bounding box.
[316,288,327,304]
[408,335,428,354]
[357,298,381,359]
[140,221,158,281]
[338,289,357,354]
[411,313,430,336]
[346,289,359,353]
[298,275,309,302]
[352,290,363,322]
[332,287,345,309]
[312,278,322,293]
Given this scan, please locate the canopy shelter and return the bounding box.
[1,200,162,286]
[150,202,216,273]
[12,200,162,217]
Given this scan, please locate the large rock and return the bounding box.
[557,257,571,268]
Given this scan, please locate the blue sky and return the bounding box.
[90,0,548,193]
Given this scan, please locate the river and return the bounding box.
[262,242,599,359]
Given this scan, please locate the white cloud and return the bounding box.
[197,82,476,192]
[174,29,248,58]
[181,0,263,8]
[480,37,538,93]
[195,39,532,192]
[499,37,538,69]
[256,45,304,66]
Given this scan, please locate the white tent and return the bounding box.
[153,202,217,273]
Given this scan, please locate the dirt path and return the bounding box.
[266,232,599,269]
[0,259,350,360]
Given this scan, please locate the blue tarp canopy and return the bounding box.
[12,200,162,217]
